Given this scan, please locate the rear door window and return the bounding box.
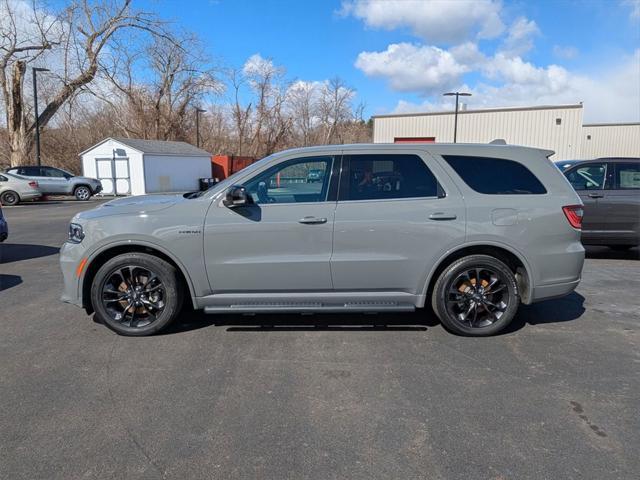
[565,163,608,191]
[615,163,640,190]
[340,154,440,201]
[442,155,547,194]
[20,166,42,176]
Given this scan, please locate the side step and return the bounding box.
[203,302,415,314]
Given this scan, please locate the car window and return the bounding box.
[442,155,547,194]
[19,166,41,176]
[42,167,66,178]
[616,163,640,189]
[565,163,607,191]
[0,175,7,182]
[341,154,439,201]
[244,156,334,204]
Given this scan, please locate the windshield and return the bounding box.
[187,152,282,198]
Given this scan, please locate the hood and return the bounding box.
[75,176,101,183]
[77,194,183,220]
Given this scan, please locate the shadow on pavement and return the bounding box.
[503,292,586,334]
[0,274,22,292]
[162,309,437,334]
[160,294,586,335]
[585,245,639,260]
[0,244,60,264]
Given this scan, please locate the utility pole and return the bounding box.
[443,91,471,143]
[195,107,206,148]
[32,67,50,166]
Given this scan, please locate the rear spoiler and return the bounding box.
[489,139,555,158]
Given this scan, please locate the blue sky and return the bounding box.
[139,0,639,121]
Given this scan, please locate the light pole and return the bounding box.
[32,67,50,166]
[443,91,471,143]
[195,107,206,148]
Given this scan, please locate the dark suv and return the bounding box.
[6,166,102,200]
[561,158,639,250]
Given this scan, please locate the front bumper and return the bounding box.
[59,241,87,308]
[92,184,103,194]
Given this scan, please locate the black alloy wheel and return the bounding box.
[432,255,519,336]
[91,253,183,336]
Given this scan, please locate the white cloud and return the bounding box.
[242,53,277,77]
[340,0,505,43]
[355,42,469,94]
[553,45,579,60]
[501,17,540,57]
[391,49,640,123]
[622,0,640,20]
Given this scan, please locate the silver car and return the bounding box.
[6,166,102,200]
[60,144,585,337]
[0,172,42,205]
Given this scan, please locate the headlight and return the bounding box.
[68,223,85,243]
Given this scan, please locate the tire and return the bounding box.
[0,190,20,206]
[90,253,183,336]
[431,254,519,336]
[609,245,633,251]
[74,185,92,201]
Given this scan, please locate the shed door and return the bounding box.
[95,158,131,195]
[96,159,114,195]
[114,158,130,195]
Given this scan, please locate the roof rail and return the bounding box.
[489,139,507,145]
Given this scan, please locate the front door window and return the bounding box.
[244,156,333,204]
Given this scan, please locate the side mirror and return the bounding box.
[223,185,253,208]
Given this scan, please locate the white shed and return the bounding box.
[80,137,213,196]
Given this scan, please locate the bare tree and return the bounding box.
[0,0,171,167]
[317,77,355,144]
[99,31,220,142]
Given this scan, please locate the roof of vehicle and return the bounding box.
[79,137,212,157]
[273,142,555,158]
[560,157,640,164]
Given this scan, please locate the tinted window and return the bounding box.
[341,154,439,201]
[42,167,66,178]
[442,155,547,195]
[0,175,7,182]
[615,163,640,189]
[565,163,607,191]
[20,166,41,176]
[244,156,333,204]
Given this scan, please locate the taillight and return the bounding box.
[563,205,583,229]
[29,181,38,188]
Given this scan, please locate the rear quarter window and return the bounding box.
[442,155,547,195]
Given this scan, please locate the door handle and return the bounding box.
[587,193,604,198]
[299,216,328,224]
[429,212,457,221]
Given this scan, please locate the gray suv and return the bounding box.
[7,166,102,200]
[60,144,585,337]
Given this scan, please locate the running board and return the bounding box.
[203,302,415,314]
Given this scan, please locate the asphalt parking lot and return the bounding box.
[1,200,639,480]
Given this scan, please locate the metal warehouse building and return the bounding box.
[372,104,640,161]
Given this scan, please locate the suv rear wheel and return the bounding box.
[432,254,519,336]
[74,185,91,201]
[90,253,183,336]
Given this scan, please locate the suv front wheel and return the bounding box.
[432,255,519,336]
[74,185,91,201]
[90,253,183,336]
